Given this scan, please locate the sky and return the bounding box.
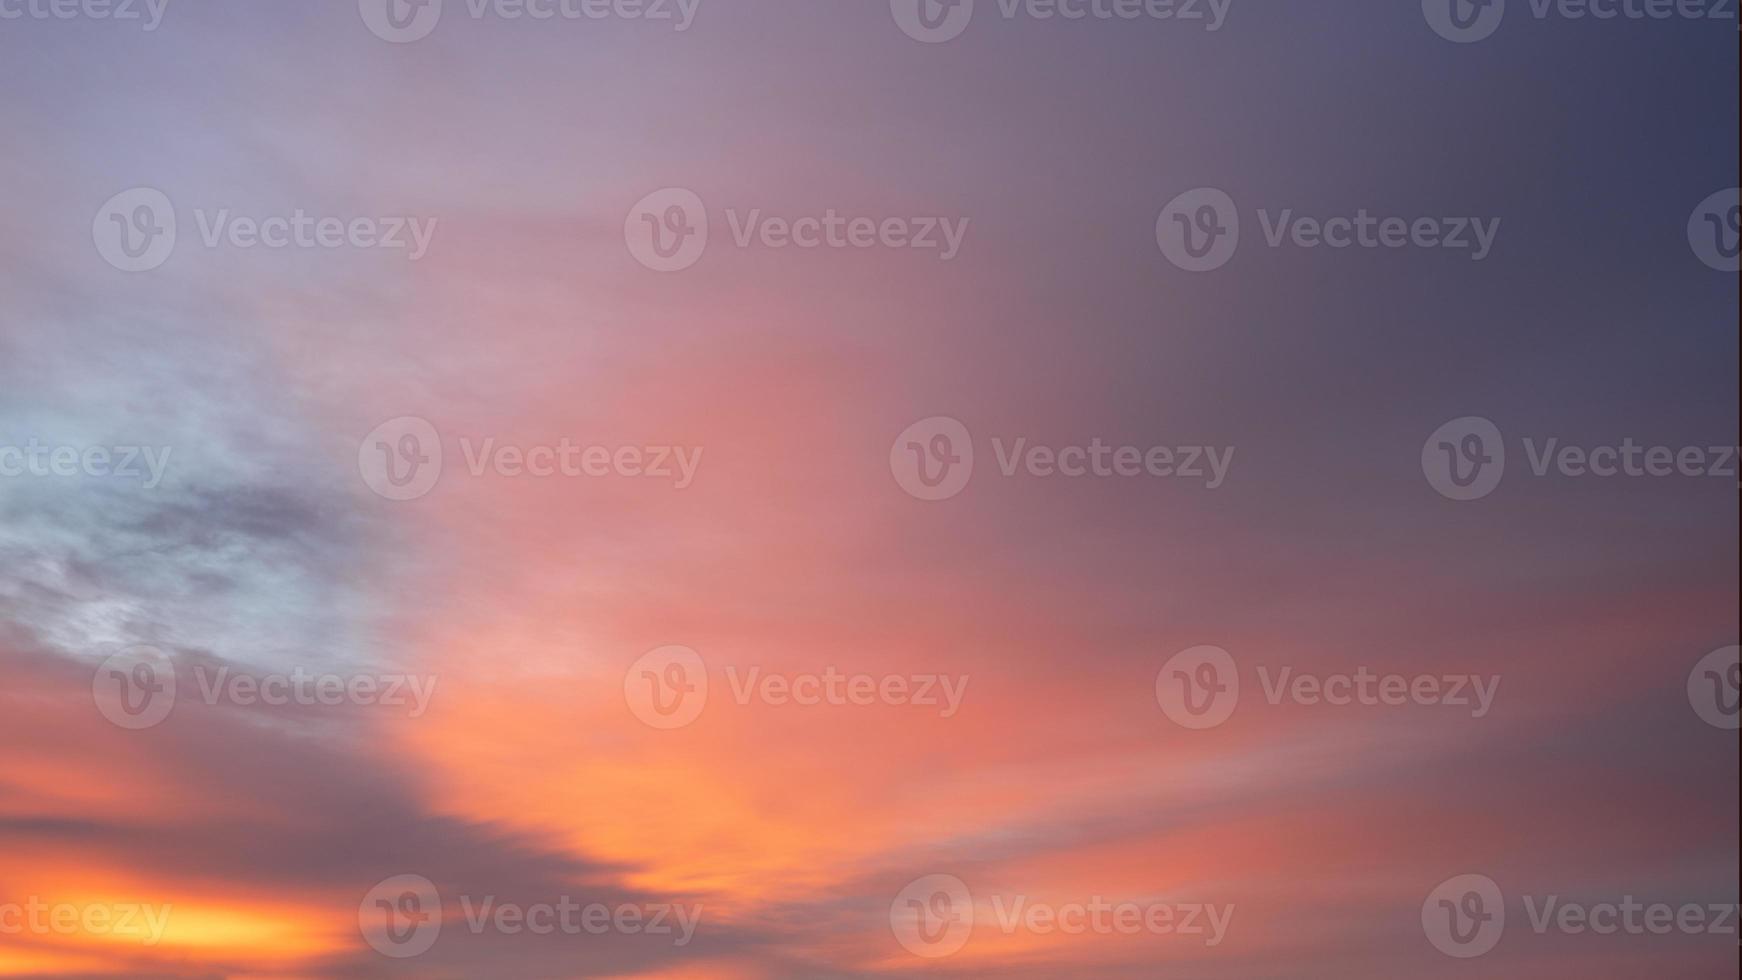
[1,1,1737,977]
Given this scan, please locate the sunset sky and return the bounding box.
[2,1,1737,977]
